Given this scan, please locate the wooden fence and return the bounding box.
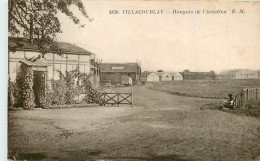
[99,92,133,107]
[233,88,260,108]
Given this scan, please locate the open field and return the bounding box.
[149,79,260,99]
[8,85,260,161]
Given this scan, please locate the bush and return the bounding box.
[16,64,35,109]
[80,74,101,104]
[10,64,99,109]
[8,78,17,108]
[45,66,100,106]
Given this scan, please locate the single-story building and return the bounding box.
[181,70,215,80]
[157,72,172,81]
[170,72,183,81]
[147,72,160,82]
[141,71,151,83]
[217,69,259,79]
[235,70,258,79]
[98,63,141,86]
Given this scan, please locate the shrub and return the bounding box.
[45,66,100,106]
[80,74,101,104]
[16,64,35,109]
[8,78,16,108]
[46,79,67,106]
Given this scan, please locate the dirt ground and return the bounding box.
[8,84,260,161]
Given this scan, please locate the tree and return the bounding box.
[157,69,164,72]
[210,70,217,82]
[8,0,93,57]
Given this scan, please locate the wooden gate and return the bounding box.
[99,92,133,107]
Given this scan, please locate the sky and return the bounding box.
[56,1,260,73]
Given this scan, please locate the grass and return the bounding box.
[149,79,260,99]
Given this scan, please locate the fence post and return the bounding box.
[256,88,258,102]
[103,92,106,106]
[233,95,237,107]
[117,92,119,107]
[246,89,249,102]
[241,92,244,107]
[131,92,133,107]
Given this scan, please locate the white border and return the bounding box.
[0,0,8,160]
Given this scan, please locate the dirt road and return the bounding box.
[8,85,260,161]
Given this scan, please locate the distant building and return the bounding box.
[170,72,183,81]
[217,69,259,79]
[181,70,215,80]
[157,72,172,81]
[141,71,150,83]
[142,71,184,82]
[99,63,141,86]
[146,72,160,82]
[236,70,258,79]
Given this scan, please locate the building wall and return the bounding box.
[147,73,159,82]
[141,76,147,82]
[216,74,236,79]
[161,73,172,81]
[8,51,99,85]
[100,72,137,85]
[235,72,258,79]
[182,73,214,80]
[173,73,183,80]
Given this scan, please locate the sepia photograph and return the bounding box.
[4,0,260,160]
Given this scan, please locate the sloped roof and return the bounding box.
[220,69,257,75]
[99,63,140,73]
[157,72,174,77]
[236,69,258,74]
[147,72,159,76]
[156,72,164,76]
[169,72,183,76]
[219,69,242,75]
[8,37,94,55]
[19,59,48,67]
[141,71,152,77]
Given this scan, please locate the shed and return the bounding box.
[147,72,160,82]
[235,70,258,79]
[99,63,141,85]
[141,71,151,82]
[170,72,183,81]
[156,72,172,81]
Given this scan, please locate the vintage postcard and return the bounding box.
[5,0,260,161]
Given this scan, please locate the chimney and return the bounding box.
[30,14,33,43]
